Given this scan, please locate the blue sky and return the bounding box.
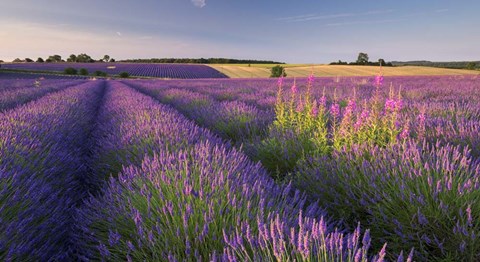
[1,0,479,63]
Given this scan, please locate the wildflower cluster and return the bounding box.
[257,72,408,175]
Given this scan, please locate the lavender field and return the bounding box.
[1,74,479,261]
[1,63,228,79]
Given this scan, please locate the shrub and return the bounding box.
[118,72,130,78]
[94,71,107,77]
[271,65,287,77]
[64,67,78,75]
[79,68,89,76]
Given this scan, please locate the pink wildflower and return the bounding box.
[330,103,340,118]
[277,76,284,87]
[311,100,318,116]
[384,99,396,113]
[374,74,384,86]
[291,83,298,94]
[319,95,327,108]
[399,121,410,140]
[307,74,315,86]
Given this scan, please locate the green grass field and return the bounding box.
[209,64,480,78]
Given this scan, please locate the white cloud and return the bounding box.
[278,10,394,22]
[191,0,206,8]
[116,31,122,37]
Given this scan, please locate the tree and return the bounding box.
[270,65,287,77]
[25,58,34,62]
[36,57,45,63]
[76,53,94,63]
[109,58,115,62]
[13,58,23,63]
[466,62,476,70]
[67,54,77,62]
[48,55,62,62]
[378,59,386,66]
[103,55,110,62]
[356,52,369,65]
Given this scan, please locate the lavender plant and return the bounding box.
[295,140,480,260]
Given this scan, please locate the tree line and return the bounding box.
[120,58,284,64]
[391,60,479,70]
[9,54,114,63]
[330,52,394,66]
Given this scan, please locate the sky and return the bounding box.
[1,0,479,63]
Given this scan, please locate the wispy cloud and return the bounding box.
[191,0,206,8]
[434,8,449,13]
[116,31,122,37]
[278,9,394,22]
[325,18,404,27]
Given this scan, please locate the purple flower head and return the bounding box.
[108,230,121,246]
[330,103,340,118]
[466,204,473,226]
[417,112,426,123]
[98,243,111,258]
[396,99,403,111]
[399,121,410,140]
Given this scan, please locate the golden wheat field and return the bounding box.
[209,64,480,78]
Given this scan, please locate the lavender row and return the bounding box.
[0,71,89,80]
[134,76,480,157]
[2,63,228,79]
[0,81,105,260]
[0,79,86,111]
[75,82,403,261]
[125,81,273,144]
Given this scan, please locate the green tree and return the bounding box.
[378,59,386,66]
[67,54,77,62]
[25,58,34,62]
[76,53,94,63]
[466,62,476,70]
[356,52,369,65]
[13,58,23,63]
[36,57,44,63]
[48,55,62,62]
[109,58,116,62]
[103,55,110,62]
[270,65,287,77]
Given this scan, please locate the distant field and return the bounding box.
[209,64,480,78]
[1,63,227,79]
